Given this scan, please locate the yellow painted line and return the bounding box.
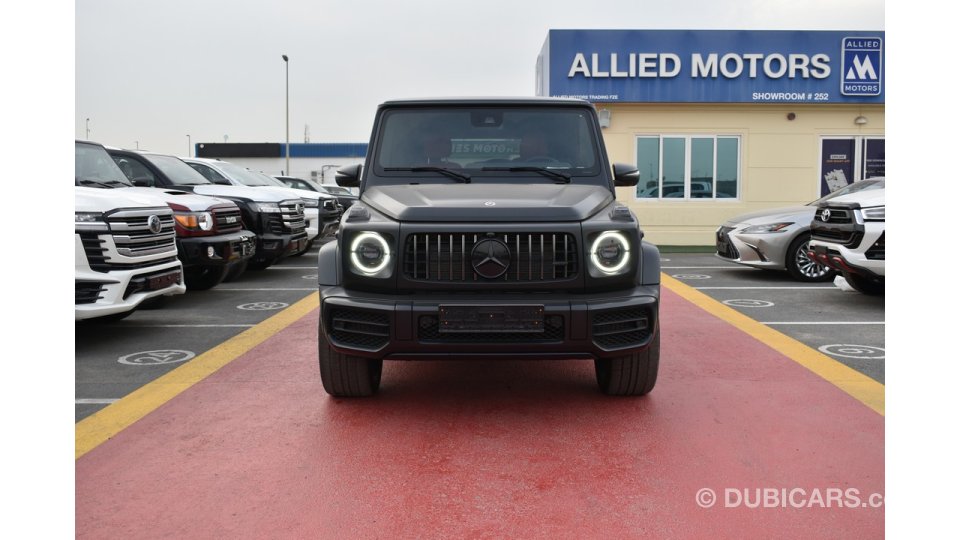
[661,274,884,416]
[76,292,320,460]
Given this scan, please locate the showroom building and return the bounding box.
[536,29,885,245]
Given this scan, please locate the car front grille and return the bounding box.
[79,207,179,273]
[403,232,578,283]
[214,206,243,234]
[810,205,864,248]
[716,226,739,259]
[281,200,307,235]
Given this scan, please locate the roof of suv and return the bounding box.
[379,97,592,107]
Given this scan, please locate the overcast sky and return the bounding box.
[75,0,884,156]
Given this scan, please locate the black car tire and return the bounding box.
[291,239,314,257]
[786,233,835,282]
[222,260,248,282]
[184,265,228,291]
[843,272,884,296]
[318,343,382,397]
[595,329,660,396]
[246,259,273,271]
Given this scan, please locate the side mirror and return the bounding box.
[132,177,155,187]
[612,163,639,187]
[336,164,362,187]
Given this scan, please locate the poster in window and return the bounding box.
[862,139,885,179]
[820,139,856,196]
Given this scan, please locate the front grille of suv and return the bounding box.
[213,206,243,234]
[810,205,864,248]
[80,208,179,273]
[267,200,308,236]
[403,232,578,283]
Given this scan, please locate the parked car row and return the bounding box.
[716,177,886,295]
[75,140,341,321]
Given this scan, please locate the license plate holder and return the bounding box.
[147,270,180,290]
[439,305,545,333]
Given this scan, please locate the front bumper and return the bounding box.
[176,230,256,269]
[255,232,308,264]
[319,285,660,361]
[715,223,796,269]
[808,227,885,278]
[75,259,186,320]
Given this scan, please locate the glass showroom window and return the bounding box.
[636,135,740,200]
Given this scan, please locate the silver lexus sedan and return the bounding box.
[716,178,885,282]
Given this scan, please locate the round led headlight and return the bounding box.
[590,231,630,275]
[350,232,391,275]
[198,212,214,231]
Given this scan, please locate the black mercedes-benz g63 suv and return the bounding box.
[317,98,661,396]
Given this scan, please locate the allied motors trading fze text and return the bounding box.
[317,97,661,396]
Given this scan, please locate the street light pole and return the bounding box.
[85,118,90,140]
[187,134,191,157]
[282,54,290,175]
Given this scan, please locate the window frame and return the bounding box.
[634,134,742,201]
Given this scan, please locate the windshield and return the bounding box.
[322,185,352,195]
[75,142,132,186]
[371,107,602,186]
[144,154,211,186]
[810,178,885,205]
[218,162,277,186]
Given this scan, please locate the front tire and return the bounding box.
[786,233,835,282]
[318,342,383,397]
[184,265,228,291]
[843,272,884,295]
[595,329,660,396]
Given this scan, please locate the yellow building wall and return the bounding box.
[602,103,885,246]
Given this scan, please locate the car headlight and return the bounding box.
[862,206,885,221]
[350,232,392,275]
[590,231,630,275]
[254,202,282,213]
[174,212,214,231]
[740,222,793,233]
[303,198,319,208]
[75,212,103,223]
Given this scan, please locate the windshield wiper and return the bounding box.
[77,178,117,189]
[384,167,471,183]
[480,167,571,184]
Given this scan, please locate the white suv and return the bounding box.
[807,180,885,295]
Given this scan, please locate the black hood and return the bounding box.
[361,184,614,222]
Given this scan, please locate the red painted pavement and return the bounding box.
[76,289,884,539]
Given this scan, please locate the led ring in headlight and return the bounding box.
[350,232,391,275]
[590,231,630,275]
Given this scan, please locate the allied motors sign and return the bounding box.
[536,30,885,104]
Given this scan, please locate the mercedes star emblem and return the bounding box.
[471,238,510,279]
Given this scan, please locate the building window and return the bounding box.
[819,137,885,196]
[636,135,740,200]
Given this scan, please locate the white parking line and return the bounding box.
[662,266,742,269]
[696,286,835,290]
[212,288,317,291]
[76,399,118,405]
[759,322,885,325]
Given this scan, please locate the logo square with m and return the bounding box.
[841,36,883,97]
